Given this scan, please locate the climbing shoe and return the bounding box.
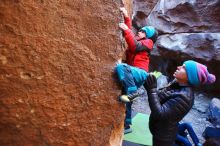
[119,95,131,103]
[119,90,141,103]
[127,91,141,101]
[124,125,132,134]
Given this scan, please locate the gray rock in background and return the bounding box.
[132,0,158,28]
[150,33,220,93]
[144,0,220,94]
[207,98,220,128]
[157,74,168,89]
[154,33,220,61]
[147,0,220,33]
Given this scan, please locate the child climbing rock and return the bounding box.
[144,60,216,146]
[115,7,157,134]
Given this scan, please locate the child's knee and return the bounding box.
[116,64,126,81]
[116,63,125,72]
[127,86,137,94]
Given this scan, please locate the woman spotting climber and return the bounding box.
[115,7,157,134]
[144,60,216,146]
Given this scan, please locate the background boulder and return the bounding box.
[145,0,220,93]
[208,98,220,127]
[132,0,158,29]
[147,0,220,33]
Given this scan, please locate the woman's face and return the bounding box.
[173,65,188,84]
[137,30,146,39]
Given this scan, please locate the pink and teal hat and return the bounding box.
[184,60,216,86]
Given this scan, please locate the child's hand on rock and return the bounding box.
[119,23,128,30]
[119,7,128,17]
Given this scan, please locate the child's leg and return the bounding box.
[123,66,148,128]
[129,66,149,88]
[121,86,132,127]
[116,63,137,94]
[117,65,148,102]
[116,63,137,128]
[125,102,132,126]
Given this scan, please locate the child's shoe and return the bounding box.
[119,90,141,103]
[124,125,132,134]
[119,95,130,103]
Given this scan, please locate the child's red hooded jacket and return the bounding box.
[123,16,154,72]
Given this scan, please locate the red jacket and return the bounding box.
[123,16,153,72]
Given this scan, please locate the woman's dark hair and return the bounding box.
[203,138,220,146]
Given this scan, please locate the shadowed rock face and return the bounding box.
[132,0,158,29]
[147,0,220,33]
[150,33,220,93]
[143,0,220,93]
[0,0,128,145]
[154,33,220,61]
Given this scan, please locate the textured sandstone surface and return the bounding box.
[0,0,128,145]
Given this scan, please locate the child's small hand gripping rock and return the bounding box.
[119,23,128,31]
[119,7,128,17]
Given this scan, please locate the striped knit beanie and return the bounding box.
[184,60,216,86]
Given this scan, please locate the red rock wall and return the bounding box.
[0,0,130,145]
